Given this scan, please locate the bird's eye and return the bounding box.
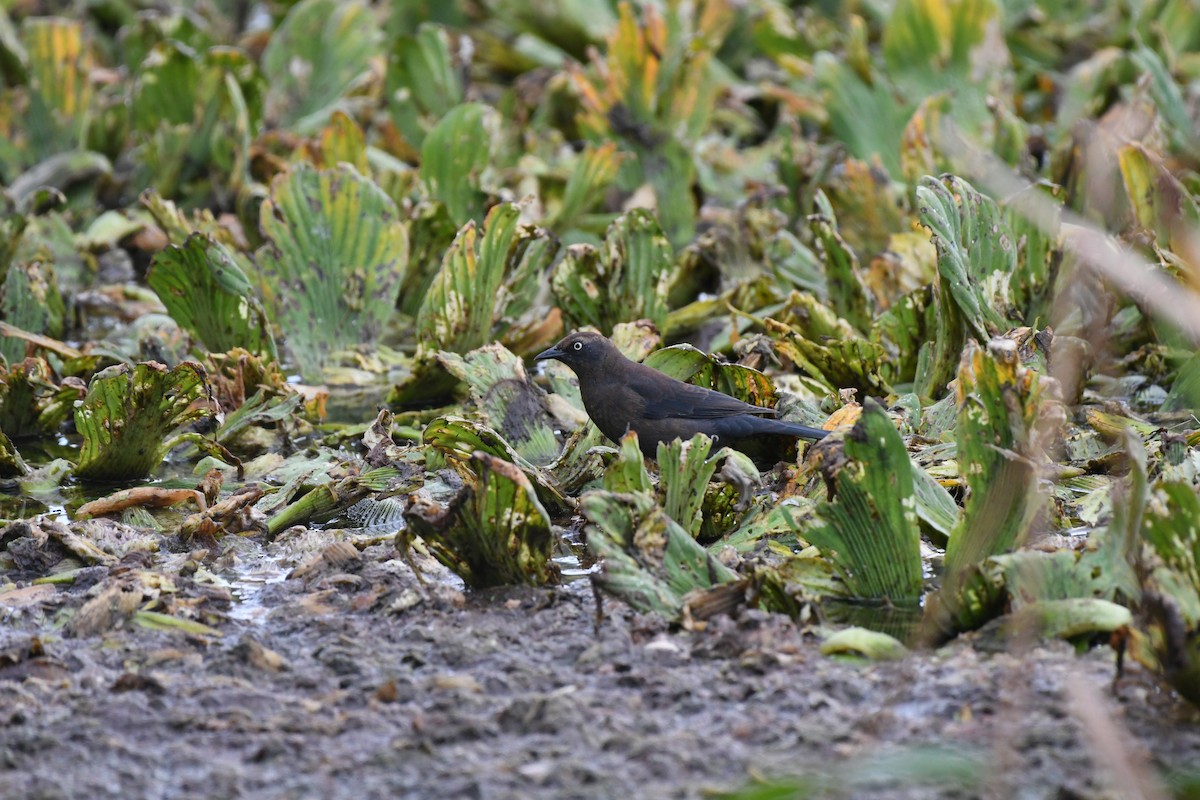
[573,341,583,351]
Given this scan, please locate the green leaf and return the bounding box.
[801,399,923,602]
[809,196,872,333]
[603,432,653,495]
[820,627,909,660]
[22,17,93,159]
[0,8,29,86]
[944,341,1047,574]
[881,0,998,141]
[415,202,559,355]
[0,358,79,439]
[401,451,556,588]
[814,54,908,178]
[387,23,463,149]
[261,0,381,131]
[256,163,409,382]
[581,489,740,621]
[1004,598,1133,641]
[422,415,569,514]
[871,286,937,388]
[1142,482,1200,618]
[130,40,196,131]
[317,110,368,172]
[397,201,460,317]
[267,465,398,535]
[423,415,532,468]
[1132,472,1200,705]
[209,389,302,453]
[546,421,611,494]
[1130,46,1200,159]
[551,141,623,232]
[130,41,262,199]
[644,343,779,408]
[1083,430,1147,603]
[883,0,998,88]
[656,434,722,538]
[1117,143,1200,251]
[916,174,1019,397]
[1003,182,1063,325]
[911,459,959,546]
[0,201,28,275]
[140,190,251,260]
[147,234,277,360]
[437,344,560,466]
[566,0,728,245]
[73,362,217,481]
[133,610,222,637]
[923,340,1050,640]
[419,102,497,227]
[551,209,674,335]
[1165,353,1200,412]
[635,139,698,249]
[1,260,64,364]
[1137,478,1200,704]
[485,0,615,59]
[0,429,28,477]
[994,550,1110,606]
[918,174,1016,339]
[5,150,112,204]
[766,317,893,396]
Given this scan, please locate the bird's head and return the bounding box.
[534,330,617,375]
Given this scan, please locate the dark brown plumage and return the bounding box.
[535,331,828,458]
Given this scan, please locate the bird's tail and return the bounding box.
[756,418,829,440]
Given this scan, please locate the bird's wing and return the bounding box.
[627,368,774,420]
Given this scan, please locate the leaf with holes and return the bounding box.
[551,209,674,334]
[1,260,64,364]
[256,164,409,382]
[401,451,556,588]
[416,202,558,356]
[148,234,276,360]
[437,343,559,467]
[923,339,1052,640]
[581,489,741,621]
[73,362,218,481]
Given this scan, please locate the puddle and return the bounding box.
[553,553,601,580]
[223,549,290,623]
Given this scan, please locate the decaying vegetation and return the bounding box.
[1,0,1199,795]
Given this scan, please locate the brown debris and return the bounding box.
[76,487,207,520]
[234,636,289,673]
[289,540,362,580]
[66,577,148,638]
[179,486,266,540]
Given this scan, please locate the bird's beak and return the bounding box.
[534,345,563,362]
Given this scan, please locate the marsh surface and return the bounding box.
[1,539,1196,800]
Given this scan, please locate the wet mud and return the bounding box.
[1,540,1198,800]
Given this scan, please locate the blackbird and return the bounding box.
[535,331,828,457]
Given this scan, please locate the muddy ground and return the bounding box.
[1,535,1198,800]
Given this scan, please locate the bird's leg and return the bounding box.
[591,579,606,635]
